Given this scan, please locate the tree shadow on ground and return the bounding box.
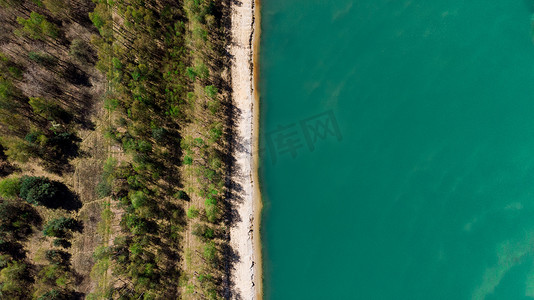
[46,181,82,211]
[42,132,81,175]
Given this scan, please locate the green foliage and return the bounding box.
[186,206,199,219]
[196,63,209,79]
[43,0,67,17]
[194,138,204,147]
[28,51,57,66]
[104,98,119,112]
[203,242,216,262]
[204,198,219,223]
[7,67,22,80]
[45,249,70,266]
[183,155,193,165]
[151,127,167,142]
[95,158,116,199]
[16,12,59,40]
[208,123,222,143]
[90,13,102,28]
[137,140,152,153]
[42,217,77,238]
[205,197,217,207]
[95,179,111,198]
[53,238,71,248]
[92,245,110,261]
[111,57,122,70]
[19,176,58,206]
[69,38,92,63]
[38,263,69,286]
[207,99,219,115]
[186,67,196,81]
[192,223,214,241]
[3,140,32,163]
[0,261,32,299]
[0,0,23,8]
[205,85,218,99]
[88,0,227,295]
[29,97,69,122]
[0,177,20,199]
[175,190,187,201]
[36,289,65,300]
[131,191,147,209]
[0,200,39,241]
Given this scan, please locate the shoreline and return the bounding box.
[229,0,263,299]
[252,1,263,299]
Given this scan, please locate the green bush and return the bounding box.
[130,191,147,209]
[0,201,39,240]
[208,123,222,143]
[183,155,193,165]
[28,51,57,66]
[187,206,199,219]
[53,238,71,248]
[0,177,20,199]
[192,223,214,241]
[43,0,68,17]
[95,179,111,198]
[151,127,167,143]
[45,249,70,266]
[69,38,91,63]
[43,217,77,238]
[29,97,68,122]
[205,85,218,99]
[19,176,58,206]
[0,261,32,298]
[203,242,216,262]
[16,12,59,40]
[205,204,218,223]
[37,289,62,300]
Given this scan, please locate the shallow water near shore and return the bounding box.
[260,0,534,299]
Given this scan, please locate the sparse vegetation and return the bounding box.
[0,0,103,297]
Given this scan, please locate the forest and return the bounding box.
[0,0,234,299]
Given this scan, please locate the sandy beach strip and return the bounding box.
[229,0,262,299]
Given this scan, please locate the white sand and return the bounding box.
[229,0,261,299]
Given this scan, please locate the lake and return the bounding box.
[260,0,534,299]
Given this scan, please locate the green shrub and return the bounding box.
[0,261,32,298]
[203,242,216,262]
[208,123,222,143]
[43,0,67,17]
[0,201,38,240]
[53,238,71,248]
[183,155,193,165]
[16,12,59,40]
[192,223,214,241]
[0,177,20,199]
[19,176,58,206]
[130,191,147,209]
[205,204,218,223]
[187,206,199,219]
[151,127,167,142]
[69,38,91,63]
[205,85,218,99]
[43,217,77,238]
[28,51,57,66]
[95,179,111,198]
[45,249,70,266]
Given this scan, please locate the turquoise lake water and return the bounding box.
[259,0,534,299]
